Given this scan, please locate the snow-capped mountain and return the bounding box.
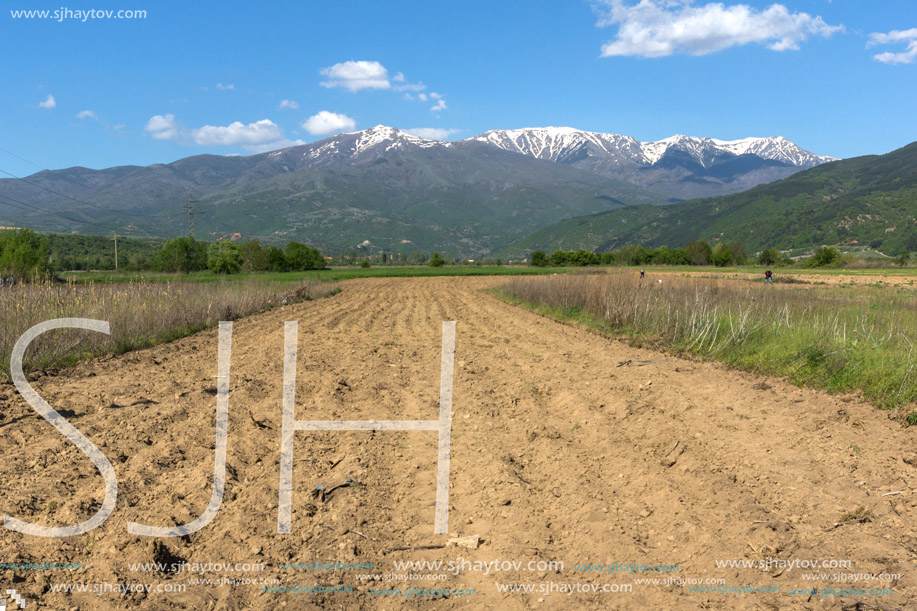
[469,127,833,169]
[468,126,644,164]
[261,125,833,188]
[262,125,451,170]
[463,127,835,199]
[0,123,848,256]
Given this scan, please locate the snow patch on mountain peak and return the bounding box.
[349,125,449,155]
[469,128,834,168]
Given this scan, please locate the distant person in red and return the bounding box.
[764,269,773,284]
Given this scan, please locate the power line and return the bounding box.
[0,193,125,230]
[0,147,180,238]
[0,146,45,172]
[0,167,162,219]
[0,147,198,240]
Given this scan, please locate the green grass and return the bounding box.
[496,272,917,412]
[60,265,569,285]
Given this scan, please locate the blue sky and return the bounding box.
[1,0,915,175]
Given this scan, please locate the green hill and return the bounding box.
[497,142,917,258]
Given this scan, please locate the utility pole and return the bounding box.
[185,194,201,237]
[112,231,118,271]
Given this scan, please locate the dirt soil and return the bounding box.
[1,276,916,610]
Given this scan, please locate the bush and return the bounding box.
[360,259,371,268]
[153,236,208,273]
[207,241,243,274]
[429,252,445,267]
[0,228,49,281]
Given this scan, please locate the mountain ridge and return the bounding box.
[0,125,839,257]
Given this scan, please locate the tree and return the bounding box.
[207,241,243,274]
[710,243,734,267]
[895,251,911,267]
[0,228,49,281]
[569,249,601,266]
[684,241,712,266]
[810,246,841,267]
[284,242,326,271]
[617,244,649,266]
[360,259,371,268]
[724,242,747,265]
[265,246,288,271]
[530,251,548,267]
[239,240,270,272]
[429,252,445,267]
[550,250,569,266]
[758,248,781,266]
[649,246,690,265]
[153,237,207,273]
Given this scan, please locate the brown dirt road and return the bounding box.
[1,276,915,610]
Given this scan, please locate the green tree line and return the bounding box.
[0,229,328,281]
[530,240,814,268]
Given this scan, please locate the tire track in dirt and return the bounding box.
[1,276,915,610]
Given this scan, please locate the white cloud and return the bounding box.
[868,28,917,65]
[404,128,460,140]
[38,94,56,109]
[320,60,391,92]
[215,82,235,90]
[192,119,284,146]
[394,82,427,92]
[144,114,181,140]
[278,99,300,110]
[76,110,99,121]
[144,115,302,151]
[302,111,357,136]
[418,93,429,102]
[430,93,448,112]
[594,0,843,58]
[243,138,306,153]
